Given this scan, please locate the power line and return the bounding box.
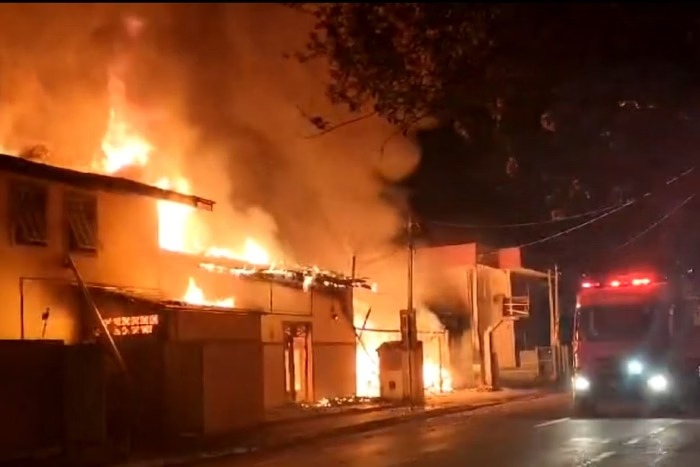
[424,166,695,229]
[427,203,619,229]
[613,194,696,252]
[481,168,696,254]
[514,200,634,250]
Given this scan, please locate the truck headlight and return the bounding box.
[647,374,669,393]
[626,359,644,375]
[573,375,591,392]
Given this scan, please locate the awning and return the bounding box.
[506,267,549,280]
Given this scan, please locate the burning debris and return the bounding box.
[199,260,376,293]
[301,396,379,409]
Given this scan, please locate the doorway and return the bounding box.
[283,322,311,402]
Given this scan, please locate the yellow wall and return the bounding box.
[476,265,516,368]
[0,171,161,341]
[259,288,356,408]
[0,170,357,408]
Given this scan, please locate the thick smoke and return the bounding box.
[0,4,419,272]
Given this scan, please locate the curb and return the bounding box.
[118,391,549,467]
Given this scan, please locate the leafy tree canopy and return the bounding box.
[293,3,700,220]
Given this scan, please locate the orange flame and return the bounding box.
[94,63,266,307]
[183,277,235,308]
[355,316,453,397]
[91,30,450,397]
[99,108,152,173]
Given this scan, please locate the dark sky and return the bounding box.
[399,5,700,277]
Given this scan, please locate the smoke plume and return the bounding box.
[0,4,420,272]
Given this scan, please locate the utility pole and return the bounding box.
[407,215,415,320]
[547,267,556,381]
[406,214,416,402]
[553,263,561,379]
[547,264,561,381]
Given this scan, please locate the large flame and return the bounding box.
[183,277,235,308]
[355,316,453,397]
[90,16,451,399]
[95,57,249,307]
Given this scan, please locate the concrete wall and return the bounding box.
[0,340,65,461]
[476,265,516,369]
[259,288,356,408]
[0,171,161,341]
[310,291,356,401]
[170,310,265,433]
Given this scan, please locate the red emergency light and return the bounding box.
[580,274,654,290]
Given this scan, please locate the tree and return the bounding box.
[295,3,700,221]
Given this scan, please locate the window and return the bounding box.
[9,180,48,246]
[65,191,98,252]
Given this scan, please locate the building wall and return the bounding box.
[0,340,65,461]
[0,170,161,341]
[310,290,356,401]
[259,287,356,409]
[476,265,517,369]
[171,310,266,433]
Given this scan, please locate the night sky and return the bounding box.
[391,5,700,281]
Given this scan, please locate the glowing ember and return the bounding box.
[183,277,235,308]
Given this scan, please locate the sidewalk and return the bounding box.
[118,388,547,467]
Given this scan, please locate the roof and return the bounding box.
[0,153,215,210]
[86,284,250,313]
[507,267,549,280]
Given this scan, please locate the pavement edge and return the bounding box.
[118,391,550,467]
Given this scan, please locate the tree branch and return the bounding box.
[302,110,378,139]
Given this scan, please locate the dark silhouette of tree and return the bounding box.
[294,3,700,221]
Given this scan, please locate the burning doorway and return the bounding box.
[284,322,311,402]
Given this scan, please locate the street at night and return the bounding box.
[5,4,700,466]
[196,395,700,467]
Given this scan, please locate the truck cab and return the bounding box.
[571,271,689,415]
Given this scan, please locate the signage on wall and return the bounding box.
[102,314,160,336]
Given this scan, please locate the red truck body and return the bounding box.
[572,270,700,414]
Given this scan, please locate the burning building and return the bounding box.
[0,148,370,458]
[0,4,450,459]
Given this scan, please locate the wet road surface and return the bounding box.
[195,394,700,467]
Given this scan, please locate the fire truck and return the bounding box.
[572,269,700,415]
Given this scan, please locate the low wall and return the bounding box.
[0,340,65,462]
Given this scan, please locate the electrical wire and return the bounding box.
[513,200,634,250]
[424,166,695,229]
[481,168,696,254]
[428,203,619,229]
[613,194,696,251]
[356,166,696,265]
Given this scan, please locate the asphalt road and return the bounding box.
[194,394,700,467]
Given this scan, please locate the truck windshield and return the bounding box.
[577,303,666,342]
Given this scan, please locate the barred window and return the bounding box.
[9,181,48,246]
[65,191,98,252]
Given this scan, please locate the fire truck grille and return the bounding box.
[595,357,621,379]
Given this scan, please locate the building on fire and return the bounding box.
[0,152,358,461]
[357,242,551,392]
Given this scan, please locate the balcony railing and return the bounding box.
[503,296,530,318]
